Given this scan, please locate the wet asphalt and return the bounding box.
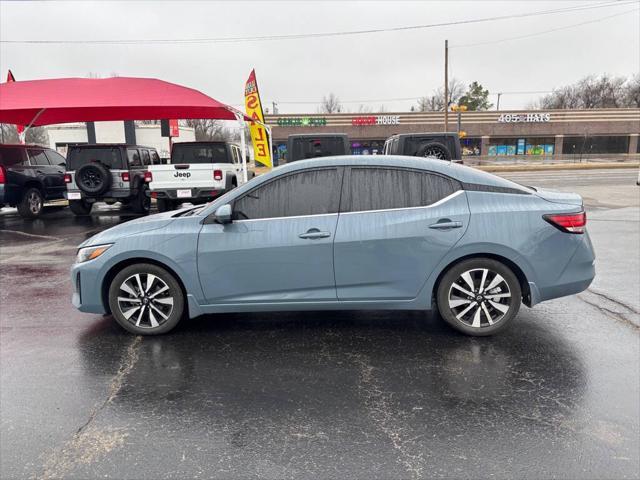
[1,169,639,479]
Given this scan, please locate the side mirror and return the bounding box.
[214,204,232,224]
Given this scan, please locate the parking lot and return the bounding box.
[1,168,638,479]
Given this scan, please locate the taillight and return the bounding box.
[544,211,586,234]
[121,172,130,182]
[64,173,72,183]
[0,166,6,184]
[213,170,223,181]
[144,171,153,183]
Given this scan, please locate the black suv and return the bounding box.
[64,144,160,216]
[286,134,351,162]
[383,133,462,162]
[0,144,67,218]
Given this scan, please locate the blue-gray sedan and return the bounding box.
[71,156,595,336]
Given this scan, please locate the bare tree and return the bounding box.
[0,124,49,146]
[533,74,633,109]
[623,74,640,108]
[318,93,342,113]
[184,119,231,141]
[416,78,465,111]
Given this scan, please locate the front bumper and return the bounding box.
[71,260,108,315]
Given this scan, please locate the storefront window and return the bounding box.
[351,140,385,155]
[488,137,554,156]
[563,136,629,155]
[461,138,481,156]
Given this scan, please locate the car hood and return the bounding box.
[78,211,178,248]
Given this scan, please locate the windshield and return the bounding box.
[171,144,230,164]
[289,137,347,161]
[67,147,124,170]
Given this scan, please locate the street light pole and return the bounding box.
[496,92,502,111]
[444,39,449,132]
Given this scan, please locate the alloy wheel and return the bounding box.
[422,146,447,160]
[447,268,512,328]
[28,191,42,214]
[117,273,174,329]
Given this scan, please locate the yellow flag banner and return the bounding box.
[244,69,272,168]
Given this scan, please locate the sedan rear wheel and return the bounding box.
[108,263,184,335]
[436,258,521,336]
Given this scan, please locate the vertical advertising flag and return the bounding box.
[6,70,25,142]
[244,69,272,168]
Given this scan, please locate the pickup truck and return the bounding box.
[148,141,251,212]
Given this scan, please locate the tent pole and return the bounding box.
[237,113,248,183]
[22,108,46,143]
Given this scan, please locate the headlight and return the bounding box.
[76,244,113,264]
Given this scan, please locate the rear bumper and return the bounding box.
[537,231,596,304]
[151,188,224,201]
[66,189,133,200]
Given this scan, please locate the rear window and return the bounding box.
[171,144,230,164]
[289,137,347,161]
[0,147,26,166]
[67,147,124,170]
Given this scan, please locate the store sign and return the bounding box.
[277,117,327,127]
[352,115,401,126]
[498,113,551,123]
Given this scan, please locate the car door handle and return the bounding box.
[298,229,331,240]
[429,220,463,230]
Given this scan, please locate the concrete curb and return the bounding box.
[474,162,640,173]
[254,162,639,175]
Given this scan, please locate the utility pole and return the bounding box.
[496,93,502,111]
[444,39,449,133]
[272,101,278,115]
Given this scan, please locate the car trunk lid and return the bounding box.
[533,187,583,206]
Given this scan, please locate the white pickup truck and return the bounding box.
[148,141,252,212]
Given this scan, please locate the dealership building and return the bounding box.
[265,108,640,162]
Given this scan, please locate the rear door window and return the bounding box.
[0,147,27,166]
[140,149,151,166]
[45,150,66,166]
[67,147,124,170]
[290,137,346,161]
[127,148,142,168]
[150,150,161,165]
[28,149,51,166]
[171,144,230,164]
[345,167,457,212]
[233,168,342,220]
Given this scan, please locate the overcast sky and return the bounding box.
[1,0,638,113]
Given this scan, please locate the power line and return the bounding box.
[451,7,639,48]
[1,0,635,45]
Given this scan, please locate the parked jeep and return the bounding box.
[0,144,67,218]
[286,134,351,162]
[64,144,161,215]
[383,133,462,162]
[148,141,251,212]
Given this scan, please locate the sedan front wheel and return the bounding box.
[108,263,184,335]
[436,258,521,336]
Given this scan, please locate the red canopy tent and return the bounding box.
[0,76,246,126]
[0,76,256,180]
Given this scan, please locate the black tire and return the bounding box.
[69,199,93,216]
[156,198,174,213]
[108,263,185,335]
[436,258,521,336]
[17,187,44,218]
[131,184,150,215]
[75,163,112,195]
[417,142,452,161]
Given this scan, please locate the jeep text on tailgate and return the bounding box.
[148,141,252,212]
